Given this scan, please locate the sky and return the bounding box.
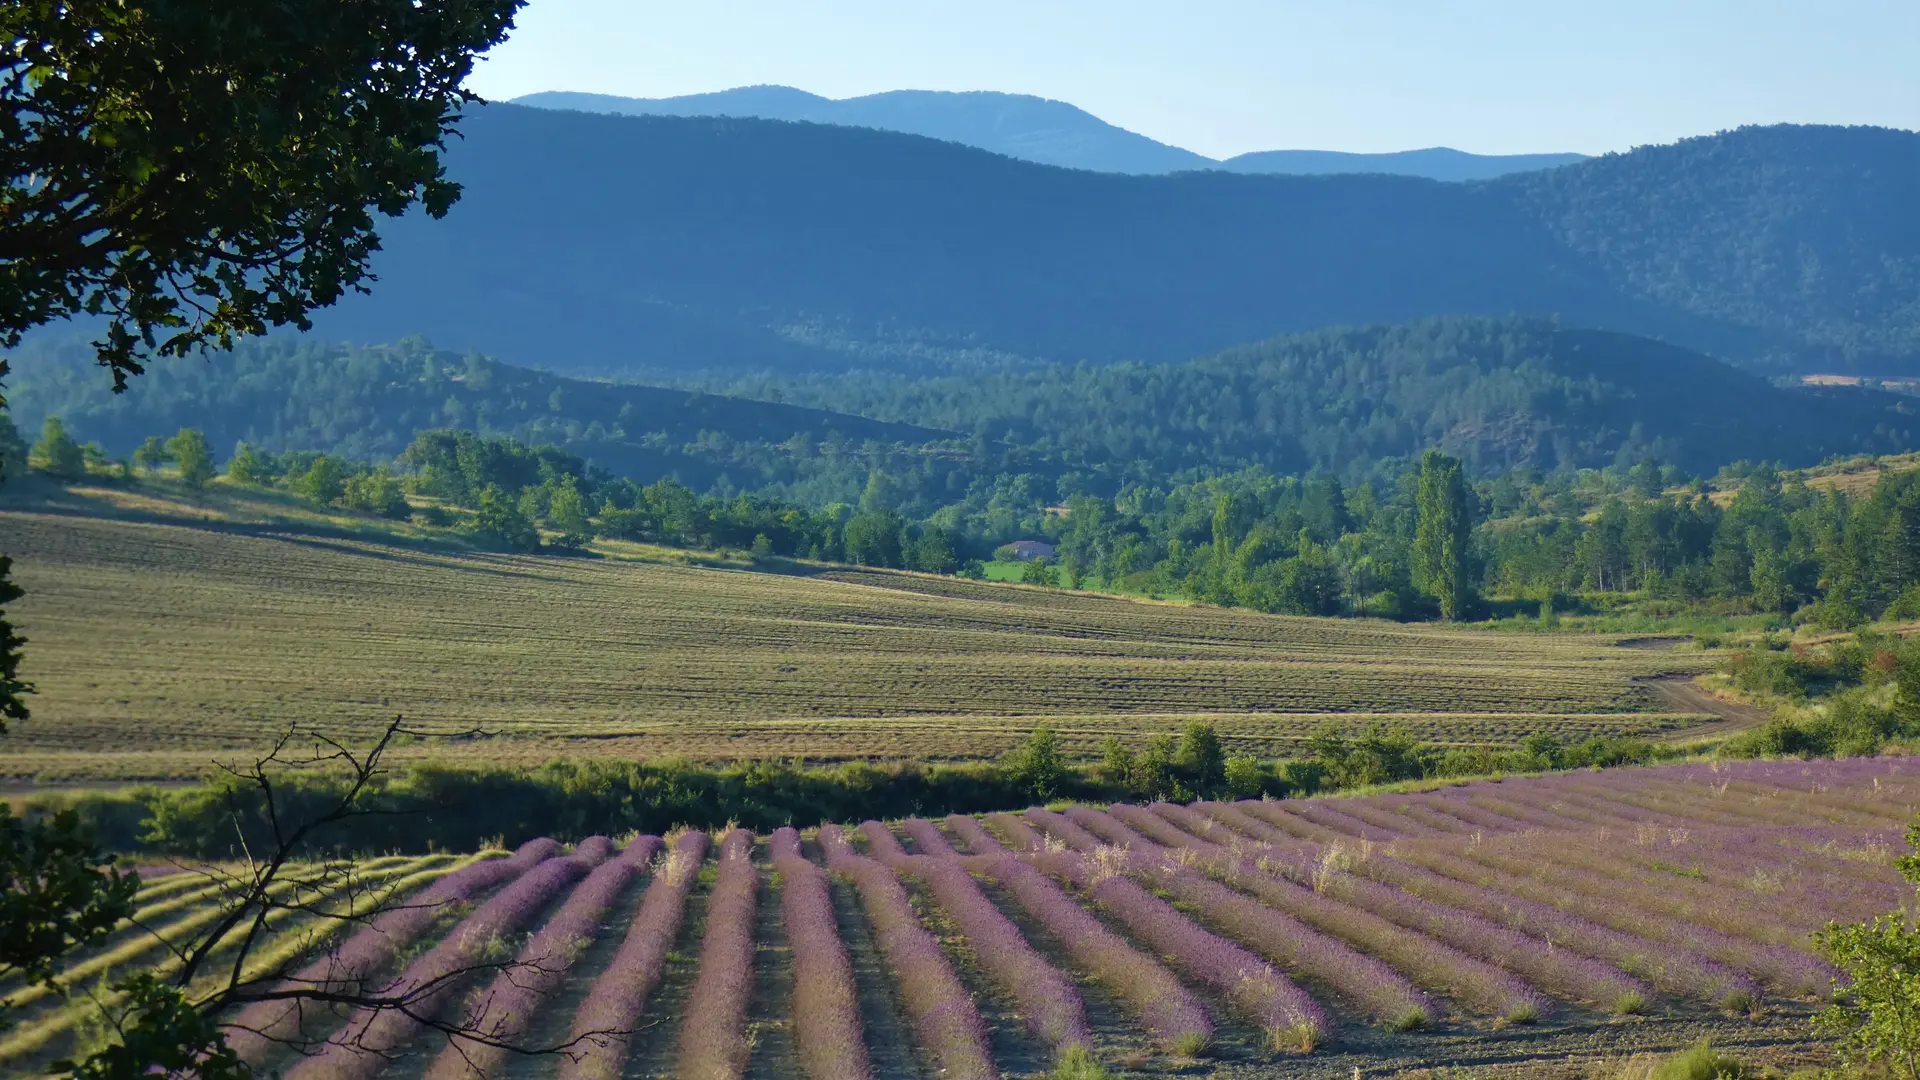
[465,0,1920,158]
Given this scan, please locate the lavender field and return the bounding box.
[8,757,1910,1078]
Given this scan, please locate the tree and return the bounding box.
[1175,722,1226,797]
[2,7,530,1075]
[294,456,347,506]
[164,429,214,490]
[0,0,527,390]
[0,414,23,482]
[469,484,540,553]
[843,510,904,568]
[342,467,411,519]
[1004,726,1066,801]
[31,417,87,480]
[910,527,958,575]
[547,477,593,549]
[131,435,172,475]
[1413,450,1473,620]
[225,443,268,486]
[1816,819,1920,1080]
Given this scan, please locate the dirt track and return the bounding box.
[1609,637,1771,740]
[1641,674,1771,740]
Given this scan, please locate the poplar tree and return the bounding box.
[1413,450,1473,620]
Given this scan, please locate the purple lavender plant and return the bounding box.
[677,829,759,1080]
[867,821,1094,1056]
[422,837,657,1080]
[770,828,871,1080]
[976,851,1213,1055]
[287,846,594,1080]
[819,825,999,1080]
[225,838,561,1065]
[559,829,711,1080]
[1025,847,1327,1052]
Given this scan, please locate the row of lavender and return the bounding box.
[217,756,1911,1079]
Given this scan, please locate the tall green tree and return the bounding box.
[1004,726,1066,801]
[1175,721,1226,797]
[163,429,213,490]
[293,456,347,506]
[547,476,592,549]
[30,417,87,480]
[1413,450,1473,620]
[131,435,171,475]
[224,443,268,486]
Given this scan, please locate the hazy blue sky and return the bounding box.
[467,0,1918,157]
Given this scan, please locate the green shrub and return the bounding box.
[1645,1041,1744,1080]
[1886,584,1920,622]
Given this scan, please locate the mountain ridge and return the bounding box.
[512,85,1584,179]
[293,105,1920,380]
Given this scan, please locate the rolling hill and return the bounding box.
[299,105,1920,380]
[9,319,1912,489]
[743,316,1920,477]
[514,85,1584,180]
[0,335,954,495]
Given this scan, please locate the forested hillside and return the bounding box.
[723,318,1918,477]
[2,336,953,502]
[295,105,1919,378]
[10,319,1913,501]
[1498,124,1920,371]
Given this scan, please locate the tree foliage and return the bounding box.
[30,416,86,479]
[0,806,138,1026]
[0,556,26,731]
[1414,450,1474,619]
[1817,819,1920,1080]
[163,428,213,489]
[0,0,526,389]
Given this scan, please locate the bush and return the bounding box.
[1721,648,1815,699]
[109,755,1133,858]
[1636,1041,1745,1080]
[1722,688,1905,760]
[1887,585,1920,622]
[1222,754,1267,799]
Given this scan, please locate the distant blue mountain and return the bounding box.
[1220,146,1588,182]
[513,87,1210,175]
[512,86,1585,180]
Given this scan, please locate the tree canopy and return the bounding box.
[0,0,525,391]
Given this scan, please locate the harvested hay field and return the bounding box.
[2,512,1705,780]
